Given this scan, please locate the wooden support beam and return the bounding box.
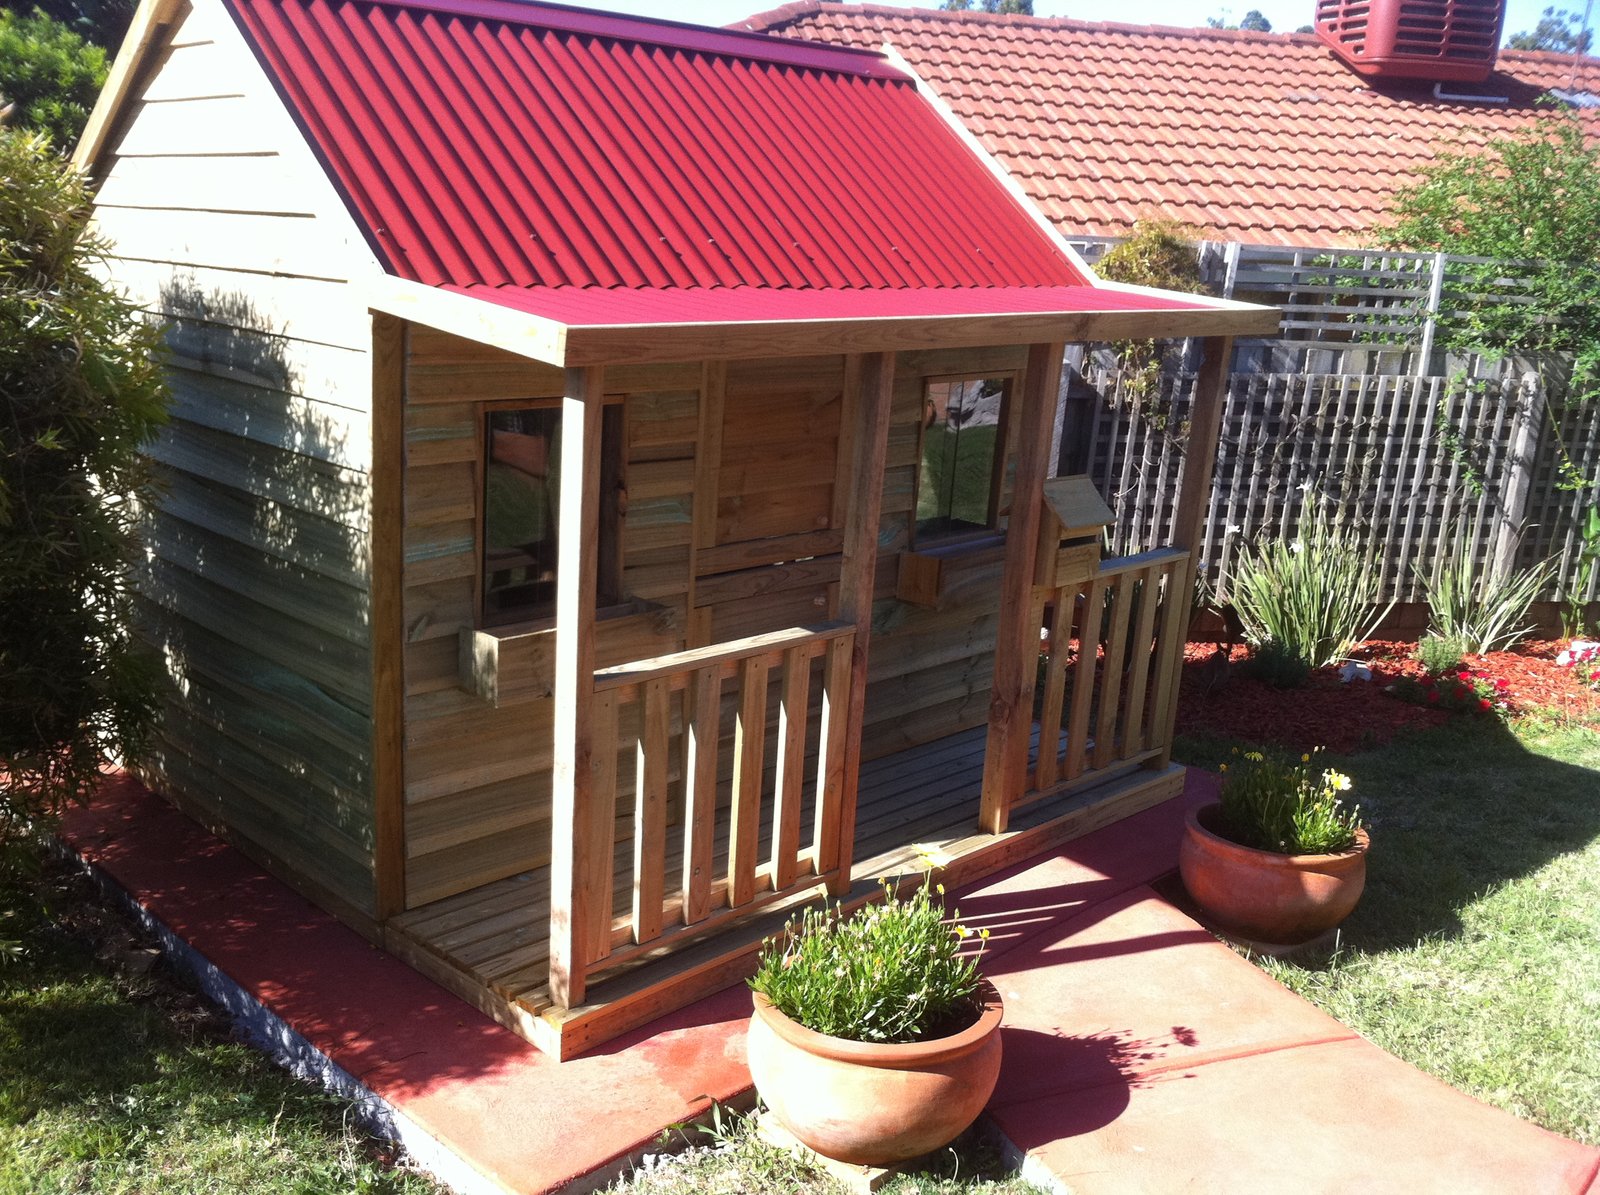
[980,342,1067,834]
[1172,336,1233,555]
[549,365,606,1010]
[369,312,406,921]
[1156,335,1232,768]
[819,351,896,892]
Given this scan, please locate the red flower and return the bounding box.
[1479,698,1492,711]
[1495,678,1510,691]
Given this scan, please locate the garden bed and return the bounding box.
[1175,639,1600,754]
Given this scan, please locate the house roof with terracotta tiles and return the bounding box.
[737,2,1600,249]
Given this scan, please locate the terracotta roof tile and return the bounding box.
[738,3,1600,247]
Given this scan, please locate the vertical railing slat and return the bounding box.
[585,689,619,966]
[680,665,721,926]
[630,677,670,945]
[1034,586,1076,791]
[811,634,852,877]
[728,654,769,908]
[1121,563,1163,755]
[771,645,811,890]
[1064,575,1106,780]
[1093,574,1133,769]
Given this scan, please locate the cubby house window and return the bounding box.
[482,404,624,626]
[914,375,1012,545]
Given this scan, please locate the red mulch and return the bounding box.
[1175,638,1600,755]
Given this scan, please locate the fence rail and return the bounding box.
[1022,548,1190,811]
[570,622,854,980]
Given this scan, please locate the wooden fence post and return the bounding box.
[980,341,1067,834]
[820,351,895,895]
[1492,370,1547,579]
[549,365,606,1010]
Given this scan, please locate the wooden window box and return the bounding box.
[895,536,1008,609]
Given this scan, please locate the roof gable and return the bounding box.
[222,0,1090,291]
[740,2,1600,248]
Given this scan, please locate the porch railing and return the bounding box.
[571,621,855,980]
[1026,547,1191,806]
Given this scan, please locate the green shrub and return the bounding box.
[1217,747,1363,855]
[0,129,167,877]
[749,879,985,1044]
[1095,218,1208,399]
[1227,521,1391,677]
[1420,552,1553,654]
[0,9,108,146]
[1413,632,1468,676]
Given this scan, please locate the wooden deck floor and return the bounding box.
[386,723,1183,1057]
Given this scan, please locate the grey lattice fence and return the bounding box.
[1069,365,1600,606]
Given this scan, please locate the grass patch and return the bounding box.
[0,860,443,1195]
[1177,713,1600,1144]
[608,1106,1047,1195]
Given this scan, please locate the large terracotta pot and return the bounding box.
[746,981,1003,1166]
[1179,802,1370,945]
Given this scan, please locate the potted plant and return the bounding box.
[746,879,1001,1167]
[1179,748,1369,946]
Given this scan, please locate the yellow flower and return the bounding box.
[1219,763,1228,772]
[1330,772,1352,792]
[1301,753,1311,763]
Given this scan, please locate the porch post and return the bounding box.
[1155,335,1233,767]
[980,341,1067,834]
[820,351,896,895]
[549,365,606,1009]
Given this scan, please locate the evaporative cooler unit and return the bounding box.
[1314,0,1506,83]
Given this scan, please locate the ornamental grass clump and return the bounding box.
[749,879,986,1044]
[1217,747,1363,855]
[1419,552,1553,655]
[1229,520,1391,679]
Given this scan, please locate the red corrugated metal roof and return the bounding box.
[455,282,1211,326]
[740,2,1600,249]
[223,0,1097,298]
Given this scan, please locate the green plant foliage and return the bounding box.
[1216,746,1363,855]
[749,879,985,1044]
[1094,218,1208,400]
[1227,520,1392,676]
[1381,113,1600,394]
[1412,632,1468,677]
[940,0,1034,13]
[1506,6,1593,52]
[1241,638,1313,690]
[1418,551,1554,654]
[0,129,167,876]
[0,8,109,146]
[1565,504,1600,637]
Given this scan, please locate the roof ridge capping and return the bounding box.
[738,1,1322,45]
[348,0,908,78]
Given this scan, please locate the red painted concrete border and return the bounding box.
[59,771,1600,1195]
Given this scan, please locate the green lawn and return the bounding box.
[0,862,444,1195]
[1175,713,1600,1145]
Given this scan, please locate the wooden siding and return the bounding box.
[92,0,382,915]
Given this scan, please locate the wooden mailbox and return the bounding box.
[1035,475,1114,589]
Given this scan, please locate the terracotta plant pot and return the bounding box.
[1179,802,1370,945]
[746,981,1003,1166]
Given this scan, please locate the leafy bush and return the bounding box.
[0,129,167,876]
[1216,747,1363,855]
[749,879,986,1044]
[0,8,108,146]
[1227,521,1391,677]
[1413,632,1467,677]
[1242,638,1311,690]
[1420,552,1553,655]
[1094,218,1208,399]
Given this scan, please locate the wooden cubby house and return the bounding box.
[77,0,1278,1057]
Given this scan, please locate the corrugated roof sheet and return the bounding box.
[224,0,1093,295]
[740,2,1600,249]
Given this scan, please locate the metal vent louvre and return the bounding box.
[1314,0,1504,82]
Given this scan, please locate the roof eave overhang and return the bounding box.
[366,277,1280,368]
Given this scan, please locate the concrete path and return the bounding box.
[61,773,1600,1195]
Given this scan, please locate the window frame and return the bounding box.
[475,395,628,632]
[909,371,1017,551]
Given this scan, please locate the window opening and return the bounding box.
[914,376,1011,545]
